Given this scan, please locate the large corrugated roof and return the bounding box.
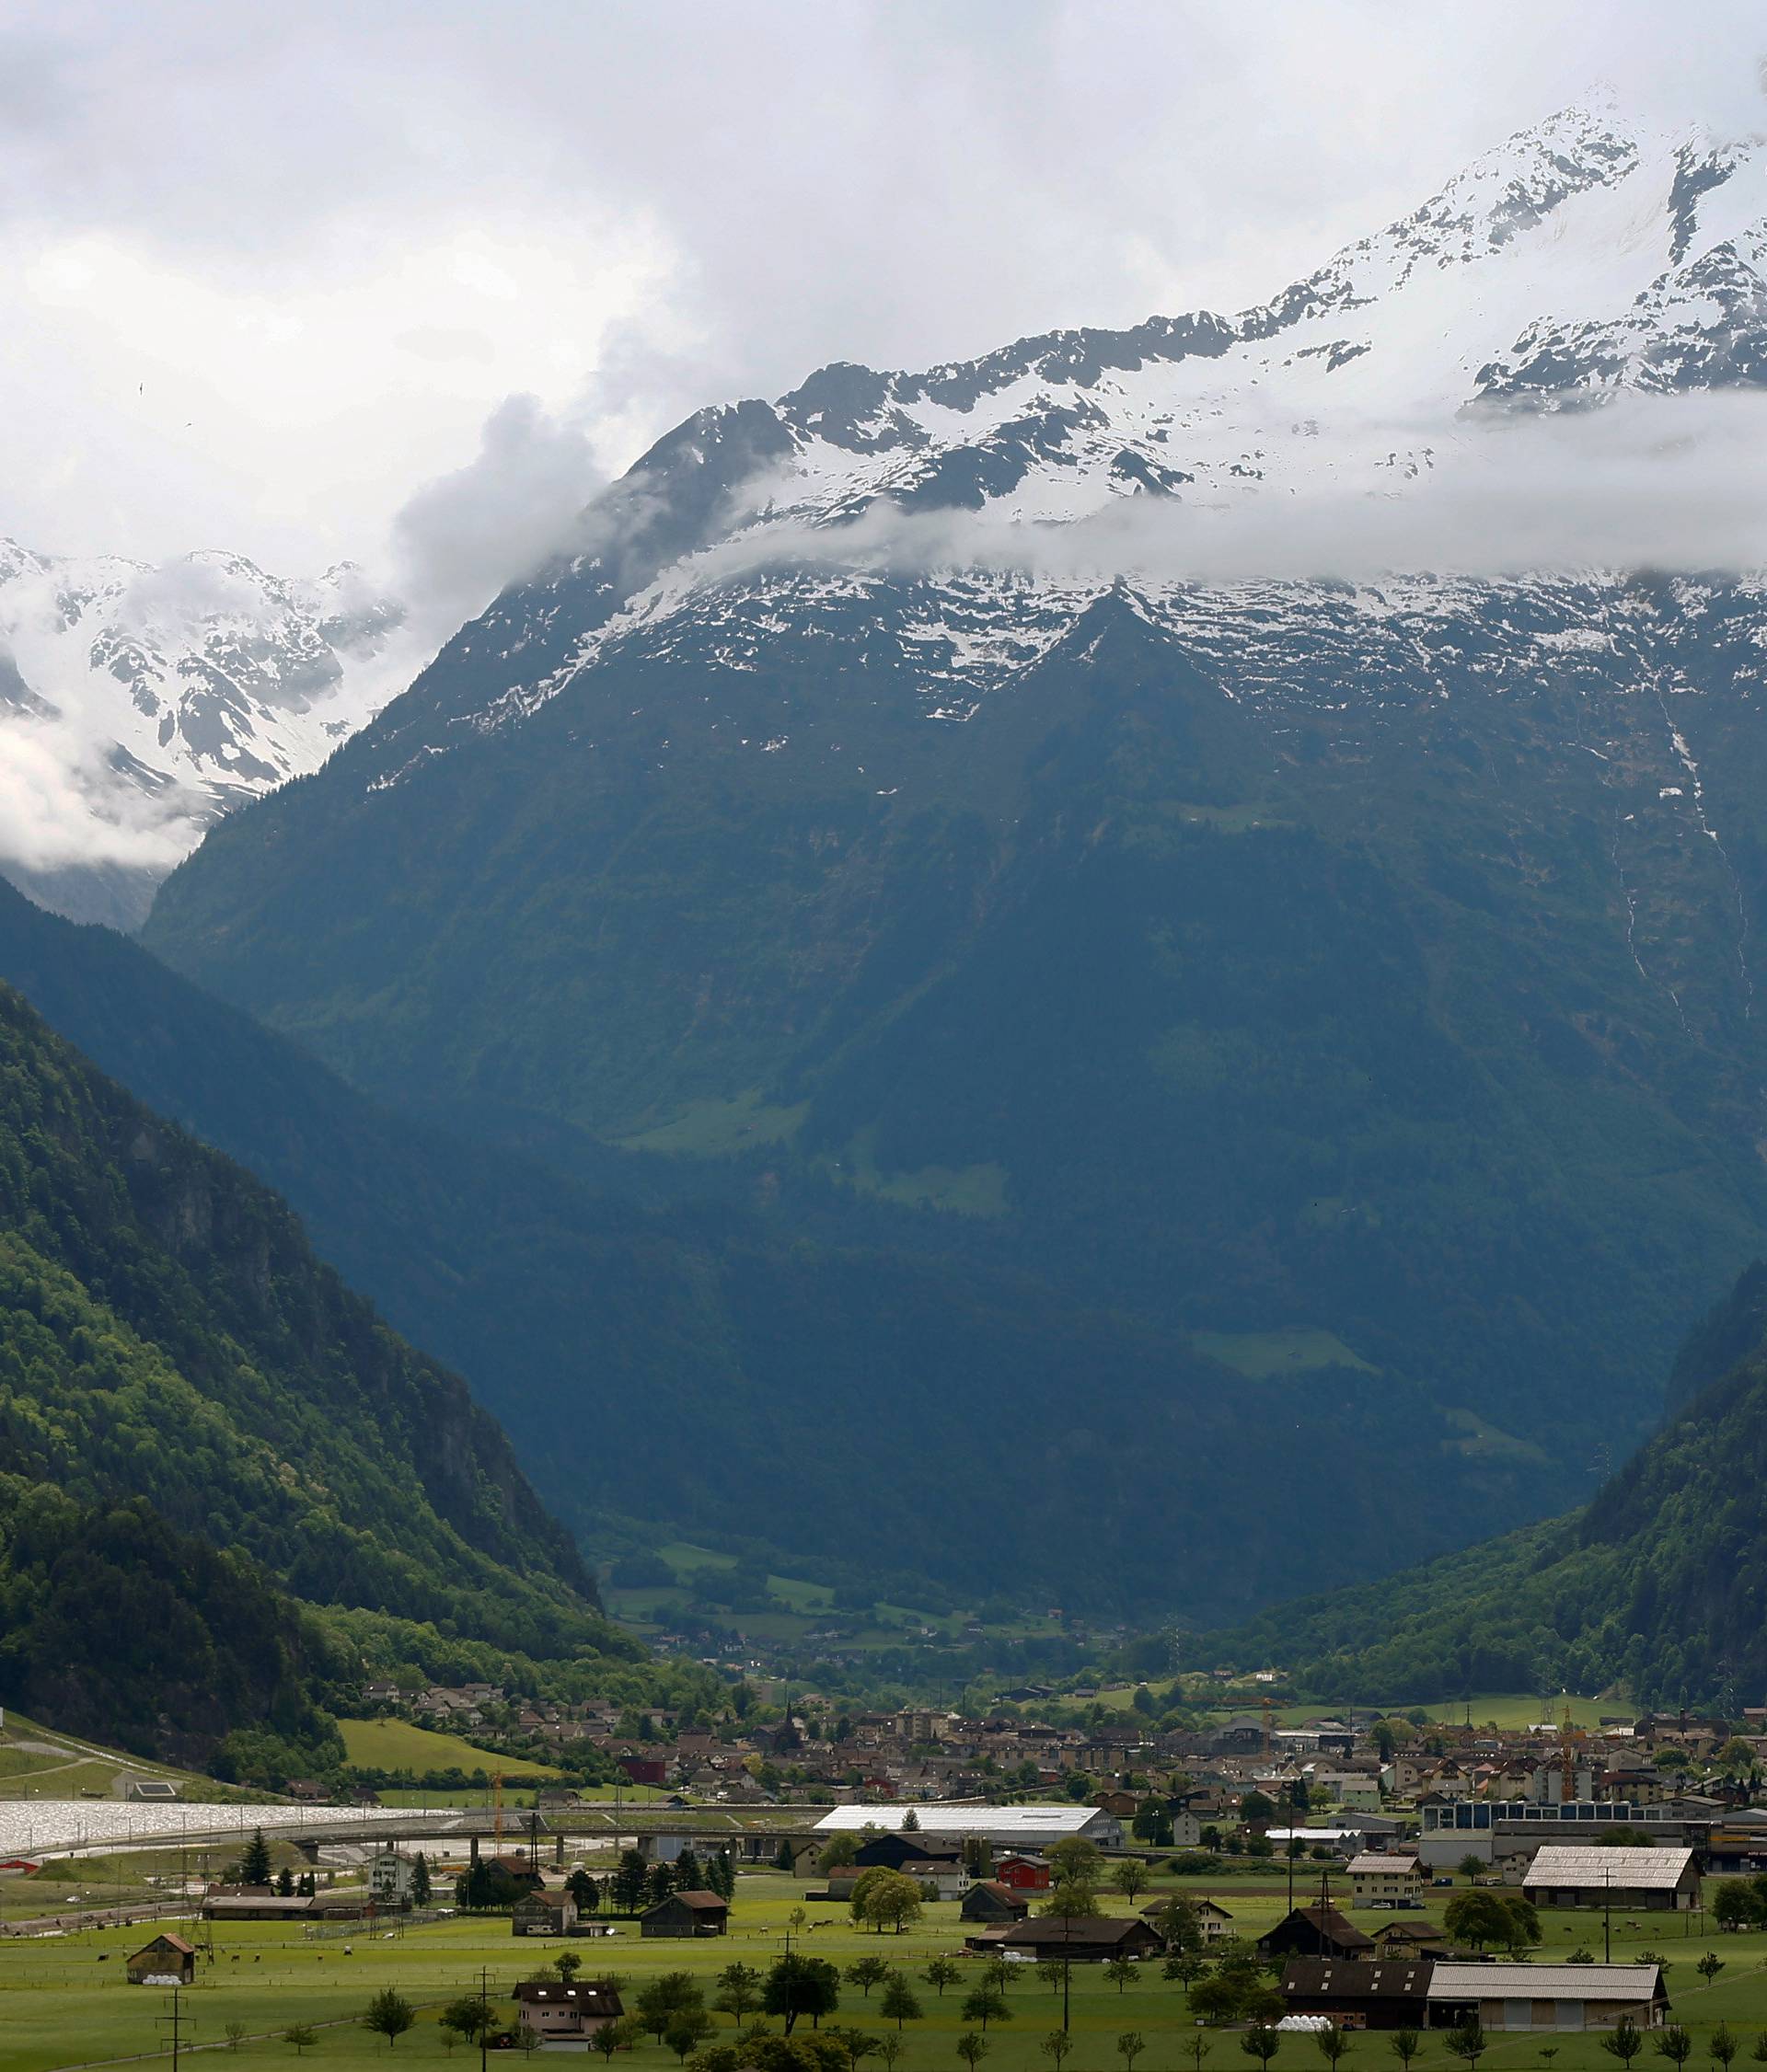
[1429,1963,1661,1998]
[813,1804,1110,1837]
[1522,1845,1694,1889]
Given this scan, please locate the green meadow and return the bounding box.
[0,1869,1755,2072]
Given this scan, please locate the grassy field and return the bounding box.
[0,1713,223,1803]
[337,1718,563,1781]
[0,1867,1754,2072]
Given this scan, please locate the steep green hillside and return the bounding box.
[0,979,629,1688]
[1208,1263,1767,1711]
[0,885,1564,1617]
[0,1478,341,1770]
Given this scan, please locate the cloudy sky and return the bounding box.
[6,0,1764,614]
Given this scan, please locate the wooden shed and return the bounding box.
[641,1889,730,1938]
[127,1933,196,1986]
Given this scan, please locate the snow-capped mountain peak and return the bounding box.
[0,542,415,926]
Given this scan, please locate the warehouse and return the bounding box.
[1522,1845,1700,1912]
[812,1804,1124,1848]
[1427,1962,1668,2032]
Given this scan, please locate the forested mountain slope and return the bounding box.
[1209,1263,1767,1711]
[144,103,1767,1559]
[0,882,1562,1616]
[0,977,613,1671]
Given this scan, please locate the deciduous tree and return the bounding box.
[881,1977,922,2032]
[364,1989,415,2046]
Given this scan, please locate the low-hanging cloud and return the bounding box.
[683,392,1767,593]
[0,702,208,877]
[390,393,605,642]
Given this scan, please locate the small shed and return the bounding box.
[962,1881,1029,1924]
[641,1889,730,1938]
[128,1933,196,1986]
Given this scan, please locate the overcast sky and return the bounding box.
[5,0,1763,603]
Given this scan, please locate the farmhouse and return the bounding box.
[1522,1846,1700,1912]
[1279,1958,1433,2030]
[514,1979,624,2044]
[1144,1896,1236,1944]
[127,1934,196,1986]
[1347,1853,1423,1908]
[641,1889,730,1938]
[512,1890,579,1938]
[1426,1962,1669,2032]
[993,1854,1051,1891]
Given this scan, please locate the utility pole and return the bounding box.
[1603,1870,1611,1964]
[156,1985,188,2072]
[480,1964,491,2072]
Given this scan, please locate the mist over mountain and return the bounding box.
[0,541,412,928]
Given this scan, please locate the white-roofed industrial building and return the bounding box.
[1427,1962,1669,2031]
[1522,1845,1700,1911]
[812,1805,1123,1848]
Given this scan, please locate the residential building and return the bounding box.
[514,1981,625,2045]
[369,1851,417,1906]
[1347,1854,1423,1909]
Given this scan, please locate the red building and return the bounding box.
[616,1754,668,1787]
[994,1854,1051,1891]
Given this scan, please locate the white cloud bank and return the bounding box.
[678,394,1767,592]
